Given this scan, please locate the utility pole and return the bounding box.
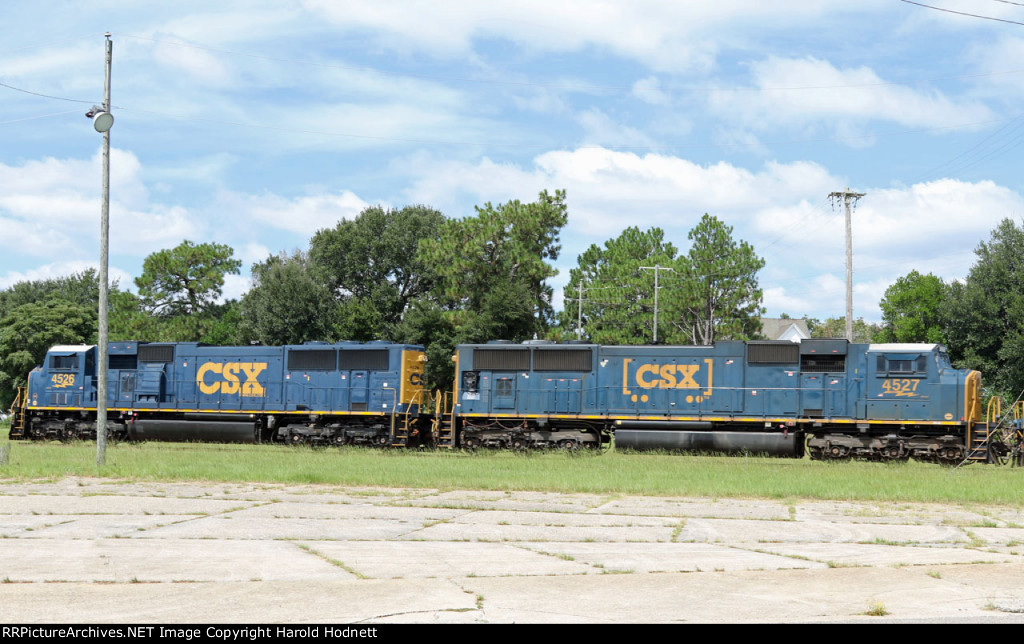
[828,188,865,342]
[576,278,585,340]
[640,265,674,344]
[88,34,114,466]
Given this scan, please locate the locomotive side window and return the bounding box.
[877,355,928,376]
[889,359,914,374]
[50,354,78,370]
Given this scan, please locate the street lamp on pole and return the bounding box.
[87,33,113,466]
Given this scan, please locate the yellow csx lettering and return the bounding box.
[636,364,701,389]
[623,359,714,397]
[197,362,268,397]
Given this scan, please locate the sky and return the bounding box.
[3,0,1024,326]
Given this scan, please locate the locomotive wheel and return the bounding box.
[511,438,526,451]
[828,445,850,460]
[559,439,579,452]
[880,445,906,462]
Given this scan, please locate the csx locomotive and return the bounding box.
[9,340,429,446]
[450,339,1001,464]
[8,338,1017,464]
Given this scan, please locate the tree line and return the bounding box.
[3,189,1020,406]
[0,190,769,406]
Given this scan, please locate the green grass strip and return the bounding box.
[1,426,1022,505]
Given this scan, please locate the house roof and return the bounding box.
[760,318,810,342]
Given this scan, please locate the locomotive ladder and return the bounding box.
[8,387,26,439]
[432,390,456,448]
[966,396,1023,464]
[390,389,426,448]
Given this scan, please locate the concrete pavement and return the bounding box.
[1,477,1023,623]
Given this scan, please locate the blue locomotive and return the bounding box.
[449,339,993,463]
[11,337,1012,464]
[10,340,429,446]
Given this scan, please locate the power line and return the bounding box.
[0,33,107,56]
[0,109,86,126]
[0,80,96,104]
[899,0,1024,26]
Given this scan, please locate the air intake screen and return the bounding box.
[138,345,174,363]
[800,355,845,373]
[339,350,389,371]
[288,349,337,371]
[473,349,530,371]
[534,349,592,371]
[109,355,138,370]
[747,343,799,364]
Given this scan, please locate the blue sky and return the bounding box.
[3,1,1024,324]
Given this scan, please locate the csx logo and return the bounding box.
[635,363,705,389]
[622,358,714,403]
[197,362,268,397]
[409,372,424,387]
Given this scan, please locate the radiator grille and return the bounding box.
[138,344,174,363]
[533,349,592,371]
[339,350,389,371]
[288,349,337,371]
[473,349,530,371]
[747,342,799,364]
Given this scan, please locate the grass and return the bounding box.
[2,424,1024,505]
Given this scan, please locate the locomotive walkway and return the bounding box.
[1,477,1024,623]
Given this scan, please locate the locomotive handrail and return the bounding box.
[465,383,862,420]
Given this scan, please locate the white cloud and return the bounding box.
[219,190,372,236]
[220,273,251,303]
[301,0,862,73]
[0,261,133,292]
[576,109,658,149]
[632,77,670,106]
[709,57,994,140]
[0,148,201,260]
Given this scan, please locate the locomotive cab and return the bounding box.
[31,344,96,408]
[863,344,976,424]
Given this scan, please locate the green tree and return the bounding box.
[240,252,338,346]
[132,241,241,342]
[807,316,881,343]
[942,218,1024,398]
[0,270,103,321]
[558,226,680,344]
[135,240,241,317]
[394,300,460,391]
[877,270,946,343]
[0,300,96,408]
[309,205,445,339]
[673,214,765,344]
[419,189,568,341]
